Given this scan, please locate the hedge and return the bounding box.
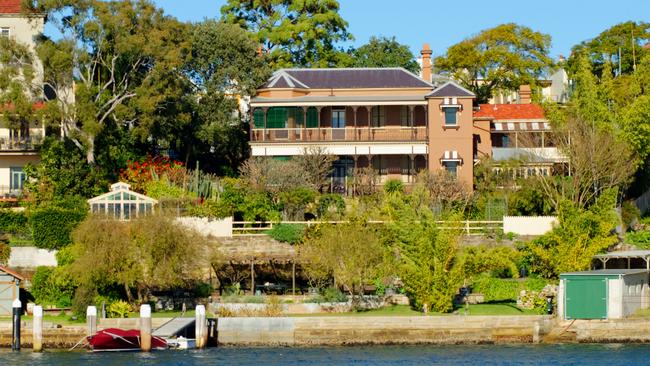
[30,207,86,250]
[266,223,306,244]
[0,209,28,234]
[470,276,549,302]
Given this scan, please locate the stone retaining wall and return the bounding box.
[217,315,555,346]
[563,319,650,343]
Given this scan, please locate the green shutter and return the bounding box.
[287,107,304,126]
[267,107,287,128]
[307,107,318,128]
[253,108,265,128]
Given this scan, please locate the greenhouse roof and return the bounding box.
[88,182,158,205]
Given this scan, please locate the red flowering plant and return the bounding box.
[119,155,186,193]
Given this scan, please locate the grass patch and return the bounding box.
[631,308,650,318]
[290,303,538,317]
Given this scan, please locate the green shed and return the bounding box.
[0,266,23,316]
[558,269,649,320]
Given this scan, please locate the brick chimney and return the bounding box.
[519,85,532,104]
[420,43,432,82]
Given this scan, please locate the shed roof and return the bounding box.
[561,269,649,276]
[260,68,433,89]
[593,251,650,260]
[0,266,24,281]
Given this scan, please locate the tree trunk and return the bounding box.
[86,136,95,165]
[124,283,134,304]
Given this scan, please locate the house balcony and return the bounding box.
[0,136,43,152]
[250,126,428,143]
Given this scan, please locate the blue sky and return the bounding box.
[70,0,650,59]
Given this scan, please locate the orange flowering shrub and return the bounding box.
[119,155,186,193]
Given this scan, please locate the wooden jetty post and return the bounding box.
[140,304,152,352]
[195,305,207,349]
[12,298,21,351]
[86,306,97,336]
[33,305,43,352]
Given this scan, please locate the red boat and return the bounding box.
[88,328,168,352]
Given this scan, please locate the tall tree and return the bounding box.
[352,36,420,74]
[221,0,352,68]
[569,21,650,77]
[32,0,192,165]
[186,20,271,174]
[434,23,553,104]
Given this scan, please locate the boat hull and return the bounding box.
[88,328,168,352]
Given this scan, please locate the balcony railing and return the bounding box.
[0,186,22,200]
[0,136,43,151]
[492,147,566,163]
[251,126,428,143]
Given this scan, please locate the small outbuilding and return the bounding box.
[87,182,158,220]
[0,266,23,316]
[558,269,649,320]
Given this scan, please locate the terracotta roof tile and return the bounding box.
[473,104,546,120]
[0,0,23,14]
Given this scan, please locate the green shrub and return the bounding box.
[628,230,650,247]
[194,282,213,298]
[30,207,86,249]
[221,295,265,303]
[305,287,348,303]
[471,276,549,302]
[0,210,28,234]
[384,179,404,195]
[31,266,76,307]
[107,300,131,318]
[317,194,345,218]
[266,223,306,244]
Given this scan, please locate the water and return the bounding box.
[0,344,649,365]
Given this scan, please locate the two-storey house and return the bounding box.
[0,0,45,198]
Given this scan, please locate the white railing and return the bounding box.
[232,220,503,237]
[251,126,428,143]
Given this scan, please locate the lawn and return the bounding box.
[456,302,539,316]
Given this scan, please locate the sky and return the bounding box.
[45,0,649,59]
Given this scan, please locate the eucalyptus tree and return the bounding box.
[221,0,353,68]
[435,23,553,104]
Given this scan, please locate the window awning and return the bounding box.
[441,150,463,163]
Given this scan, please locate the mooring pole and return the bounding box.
[12,298,21,351]
[33,305,43,352]
[86,306,97,337]
[195,305,207,349]
[140,304,152,352]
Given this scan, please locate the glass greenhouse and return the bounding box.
[87,182,158,220]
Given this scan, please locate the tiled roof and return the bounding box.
[0,0,22,14]
[473,104,546,120]
[261,68,432,89]
[426,81,475,98]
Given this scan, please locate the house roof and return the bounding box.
[473,104,546,120]
[561,269,649,276]
[0,0,23,14]
[0,266,24,281]
[260,68,433,90]
[425,81,475,98]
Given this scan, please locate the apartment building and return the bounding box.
[0,0,45,198]
[249,45,566,191]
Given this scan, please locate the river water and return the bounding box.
[0,344,648,365]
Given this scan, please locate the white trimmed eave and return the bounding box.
[251,141,428,156]
[251,100,428,107]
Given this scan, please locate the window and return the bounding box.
[10,167,24,191]
[443,107,458,126]
[332,107,346,128]
[371,106,385,127]
[266,107,288,128]
[0,28,9,38]
[442,161,458,177]
[253,108,265,128]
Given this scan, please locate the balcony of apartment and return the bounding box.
[250,105,428,144]
[0,136,42,152]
